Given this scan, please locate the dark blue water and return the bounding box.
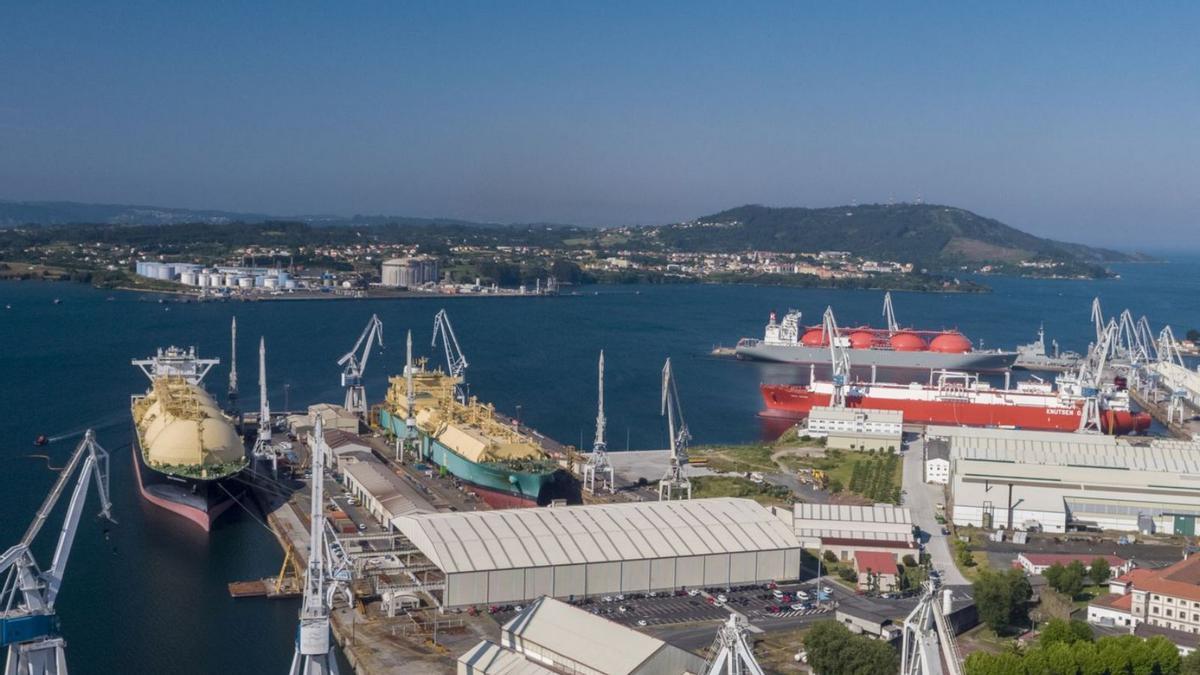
[1,257,1197,674]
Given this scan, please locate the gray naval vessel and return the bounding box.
[1012,325,1083,371]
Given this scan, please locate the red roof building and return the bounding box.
[1016,552,1131,578]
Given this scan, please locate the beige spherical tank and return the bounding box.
[135,381,243,467]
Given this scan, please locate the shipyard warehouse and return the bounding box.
[390,497,804,607]
[934,425,1200,534]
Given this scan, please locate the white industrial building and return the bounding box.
[458,596,707,675]
[924,437,950,484]
[341,458,433,526]
[934,425,1200,534]
[804,406,902,452]
[393,497,804,608]
[381,256,440,288]
[792,503,916,562]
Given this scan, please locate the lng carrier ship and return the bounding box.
[130,347,248,530]
[378,363,570,508]
[378,314,572,508]
[735,293,1017,372]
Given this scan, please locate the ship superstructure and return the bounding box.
[130,346,248,530]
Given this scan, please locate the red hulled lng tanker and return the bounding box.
[130,347,248,530]
[760,371,1150,435]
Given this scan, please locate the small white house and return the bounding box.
[924,438,950,485]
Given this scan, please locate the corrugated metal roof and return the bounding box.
[457,640,557,675]
[928,425,1200,473]
[502,597,669,674]
[393,497,800,574]
[794,503,912,525]
[342,459,434,519]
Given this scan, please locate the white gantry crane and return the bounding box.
[901,583,964,675]
[228,317,239,410]
[582,351,615,494]
[1091,297,1105,347]
[658,357,692,501]
[883,291,900,334]
[2,430,114,675]
[338,314,383,418]
[431,309,469,404]
[252,337,277,475]
[824,307,852,408]
[1073,319,1118,433]
[701,615,765,675]
[290,416,343,675]
[394,329,419,463]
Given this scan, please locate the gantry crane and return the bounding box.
[1072,319,1118,433]
[2,430,114,675]
[883,291,900,334]
[431,309,468,404]
[658,357,692,501]
[701,615,765,675]
[228,317,239,411]
[824,307,852,408]
[289,416,348,675]
[395,329,418,463]
[582,351,614,494]
[901,583,964,675]
[252,337,277,475]
[338,314,383,418]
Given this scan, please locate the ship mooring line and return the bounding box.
[218,482,276,534]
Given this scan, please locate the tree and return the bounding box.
[823,550,838,564]
[1090,557,1112,586]
[955,539,974,567]
[1040,618,1093,646]
[973,569,1032,634]
[1046,560,1086,598]
[1043,562,1065,589]
[965,633,1181,675]
[1181,646,1200,675]
[803,621,898,675]
[903,554,918,568]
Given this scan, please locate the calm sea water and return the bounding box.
[1,257,1198,674]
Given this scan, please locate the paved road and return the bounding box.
[902,437,968,586]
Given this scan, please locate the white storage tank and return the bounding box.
[263,276,280,289]
[237,276,254,288]
[179,271,198,286]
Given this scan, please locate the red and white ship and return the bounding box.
[760,371,1150,435]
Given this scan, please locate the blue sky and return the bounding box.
[1,2,1197,246]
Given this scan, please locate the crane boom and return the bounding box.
[339,314,383,417]
[883,292,899,334]
[824,307,851,407]
[432,309,468,403]
[2,430,114,674]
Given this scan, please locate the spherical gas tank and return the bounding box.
[889,332,927,352]
[929,332,972,354]
[848,331,875,349]
[801,329,827,347]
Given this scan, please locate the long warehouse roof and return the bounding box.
[928,425,1200,474]
[392,497,800,574]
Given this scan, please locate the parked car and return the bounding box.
[636,619,648,627]
[790,603,805,611]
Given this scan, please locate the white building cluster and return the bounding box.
[135,260,297,291]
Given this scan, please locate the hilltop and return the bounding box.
[644,204,1146,271]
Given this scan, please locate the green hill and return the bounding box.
[649,203,1142,269]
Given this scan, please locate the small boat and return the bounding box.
[52,298,62,305]
[33,435,48,446]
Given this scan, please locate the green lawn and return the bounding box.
[690,476,793,506]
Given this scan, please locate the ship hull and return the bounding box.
[131,432,242,531]
[737,344,1016,372]
[760,385,1147,434]
[379,410,562,508]
[760,384,1083,430]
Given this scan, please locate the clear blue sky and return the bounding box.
[1,2,1197,246]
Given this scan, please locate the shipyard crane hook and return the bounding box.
[824,307,852,408]
[658,357,692,501]
[338,314,383,418]
[431,309,468,404]
[2,430,114,675]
